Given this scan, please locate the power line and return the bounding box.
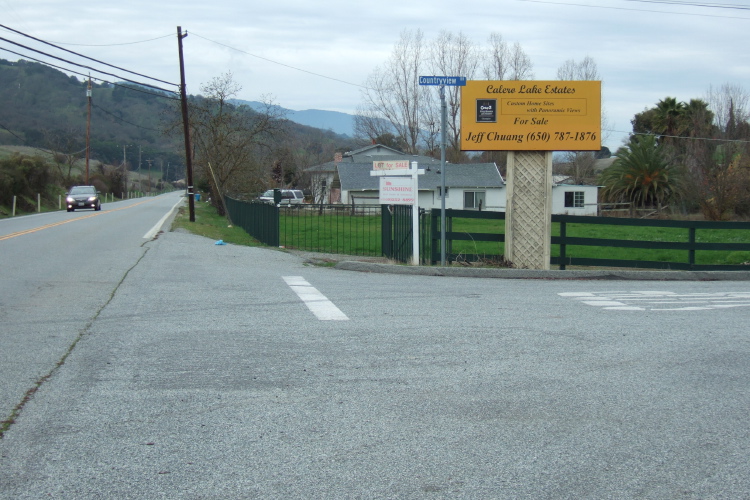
[515,0,750,19]
[0,46,180,101]
[44,33,174,47]
[190,31,371,90]
[92,103,164,132]
[0,35,178,95]
[625,0,750,10]
[607,128,750,145]
[0,24,178,86]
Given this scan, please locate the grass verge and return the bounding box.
[170,199,262,247]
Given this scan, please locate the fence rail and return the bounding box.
[553,214,750,271]
[225,196,750,271]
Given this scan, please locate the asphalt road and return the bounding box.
[1,194,749,498]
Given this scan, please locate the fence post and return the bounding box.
[381,205,392,259]
[559,221,567,270]
[431,210,439,264]
[688,226,696,269]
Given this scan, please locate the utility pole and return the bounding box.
[177,26,195,222]
[85,75,92,184]
[146,159,153,194]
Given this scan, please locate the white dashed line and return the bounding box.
[283,276,349,321]
[560,290,750,311]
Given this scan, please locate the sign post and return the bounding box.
[420,75,466,266]
[371,161,424,265]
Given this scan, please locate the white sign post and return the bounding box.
[371,161,424,265]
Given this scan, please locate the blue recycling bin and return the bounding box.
[195,193,201,201]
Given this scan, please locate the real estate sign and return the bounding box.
[379,176,415,205]
[460,80,601,151]
[373,160,410,171]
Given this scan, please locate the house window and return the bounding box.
[564,191,584,208]
[464,191,486,210]
[437,186,449,198]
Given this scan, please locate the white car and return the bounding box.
[259,189,305,205]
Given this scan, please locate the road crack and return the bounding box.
[0,247,151,439]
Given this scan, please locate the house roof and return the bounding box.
[338,162,504,191]
[593,157,616,172]
[305,143,441,173]
[344,144,405,157]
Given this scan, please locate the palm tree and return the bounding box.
[599,134,682,211]
[681,99,714,138]
[653,97,687,139]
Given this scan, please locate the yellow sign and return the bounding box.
[460,80,601,151]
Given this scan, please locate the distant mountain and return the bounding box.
[232,100,355,137]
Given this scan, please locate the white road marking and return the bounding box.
[560,290,750,311]
[143,197,184,239]
[283,276,349,321]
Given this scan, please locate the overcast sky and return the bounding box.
[1,0,749,149]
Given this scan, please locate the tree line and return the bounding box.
[601,86,750,220]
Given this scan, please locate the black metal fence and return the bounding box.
[226,196,750,270]
[225,197,432,264]
[225,197,279,246]
[277,204,383,256]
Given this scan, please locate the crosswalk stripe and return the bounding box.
[283,276,349,321]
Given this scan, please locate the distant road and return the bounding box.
[1,195,750,498]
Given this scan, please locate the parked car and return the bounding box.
[66,185,101,212]
[259,189,305,205]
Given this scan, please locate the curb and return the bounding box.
[334,261,750,281]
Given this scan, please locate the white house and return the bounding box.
[551,175,600,216]
[337,161,506,211]
[306,144,599,215]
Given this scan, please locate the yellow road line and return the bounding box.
[0,198,156,242]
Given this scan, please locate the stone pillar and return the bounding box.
[505,151,552,270]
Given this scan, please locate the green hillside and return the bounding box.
[0,58,184,174]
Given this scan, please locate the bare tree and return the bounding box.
[358,30,533,158]
[430,30,480,161]
[353,103,393,144]
[45,128,85,186]
[556,151,597,185]
[189,72,286,214]
[556,55,600,81]
[706,83,750,135]
[557,55,610,152]
[484,33,534,80]
[419,88,440,156]
[508,42,534,80]
[696,83,750,219]
[483,33,534,80]
[357,29,425,154]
